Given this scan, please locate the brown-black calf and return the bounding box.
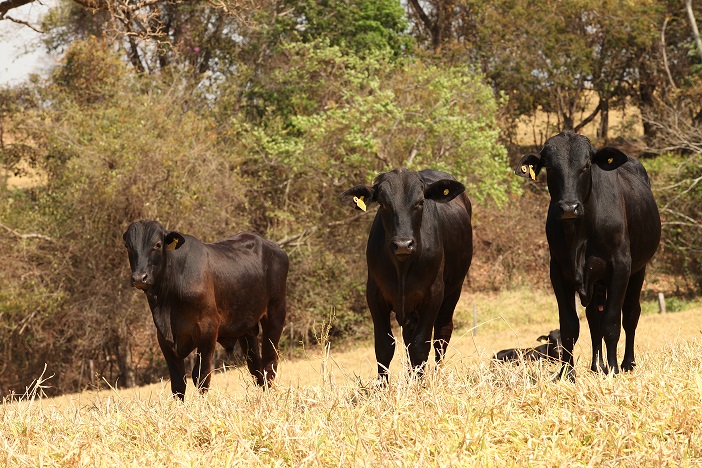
[123,220,288,399]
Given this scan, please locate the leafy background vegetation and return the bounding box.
[1,0,701,396]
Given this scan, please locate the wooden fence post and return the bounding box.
[658,292,666,314]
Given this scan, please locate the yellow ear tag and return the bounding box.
[520,165,528,174]
[353,196,367,212]
[529,165,536,181]
[607,157,613,164]
[443,189,449,196]
[166,238,178,250]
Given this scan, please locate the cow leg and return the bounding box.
[585,289,608,374]
[402,323,431,376]
[192,338,217,393]
[261,298,286,387]
[602,260,631,374]
[433,289,461,365]
[621,266,645,372]
[367,281,394,383]
[550,259,579,380]
[157,332,186,400]
[405,294,443,375]
[239,334,264,386]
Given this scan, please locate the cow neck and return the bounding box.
[391,204,434,326]
[148,250,177,346]
[393,258,413,325]
[561,195,596,289]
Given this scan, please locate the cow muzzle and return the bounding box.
[131,272,150,290]
[390,237,416,257]
[556,201,583,220]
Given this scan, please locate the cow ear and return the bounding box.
[339,185,375,212]
[164,231,185,250]
[424,179,465,202]
[593,147,628,171]
[515,153,542,180]
[536,335,549,344]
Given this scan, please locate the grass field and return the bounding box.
[2,289,702,466]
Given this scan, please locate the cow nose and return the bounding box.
[557,201,583,219]
[391,237,415,256]
[131,272,148,288]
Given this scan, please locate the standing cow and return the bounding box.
[123,220,288,399]
[340,168,473,381]
[515,131,660,379]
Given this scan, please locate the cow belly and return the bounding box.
[218,318,261,341]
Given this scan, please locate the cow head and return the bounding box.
[339,168,464,259]
[515,131,628,220]
[123,220,185,290]
[537,329,563,361]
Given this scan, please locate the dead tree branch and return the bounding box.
[0,222,54,242]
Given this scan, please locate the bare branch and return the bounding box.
[407,0,434,37]
[660,17,677,90]
[5,14,45,32]
[0,0,34,19]
[276,212,369,247]
[573,99,602,133]
[0,222,54,242]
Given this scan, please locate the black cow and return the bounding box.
[515,131,660,379]
[494,330,563,363]
[340,168,472,380]
[123,220,288,399]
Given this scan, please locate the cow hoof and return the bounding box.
[591,366,610,375]
[374,377,390,390]
[621,360,636,372]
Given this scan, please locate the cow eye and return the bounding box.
[154,242,162,250]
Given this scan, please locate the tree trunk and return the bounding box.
[562,113,574,131]
[686,0,702,63]
[638,61,657,141]
[116,321,136,388]
[598,99,609,142]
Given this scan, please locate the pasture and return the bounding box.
[2,289,702,466]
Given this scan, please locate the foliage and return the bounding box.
[644,152,702,290]
[242,41,513,204]
[53,36,126,105]
[460,0,671,137]
[282,0,413,56]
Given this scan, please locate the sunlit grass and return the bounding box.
[2,290,702,466]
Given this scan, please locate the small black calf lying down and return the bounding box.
[494,330,563,363]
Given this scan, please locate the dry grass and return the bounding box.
[3,289,702,466]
